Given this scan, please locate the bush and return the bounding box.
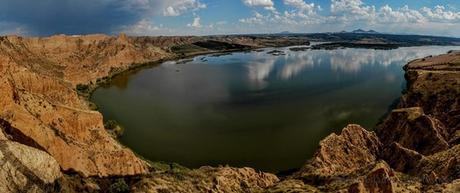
[109,178,129,193]
[76,84,89,92]
[104,120,124,137]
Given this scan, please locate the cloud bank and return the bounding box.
[238,0,460,36]
[0,0,205,35]
[0,0,459,37]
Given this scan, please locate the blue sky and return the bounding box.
[1,0,460,37]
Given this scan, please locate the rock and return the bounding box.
[346,162,422,193]
[298,124,382,180]
[348,182,367,193]
[416,144,460,183]
[382,142,426,173]
[361,163,396,193]
[401,53,460,139]
[376,107,449,155]
[131,166,279,193]
[425,179,460,193]
[264,179,320,193]
[0,140,62,193]
[0,72,149,177]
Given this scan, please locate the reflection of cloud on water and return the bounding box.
[284,46,458,76]
[328,47,457,73]
[247,57,276,89]
[280,53,316,79]
[244,46,458,88]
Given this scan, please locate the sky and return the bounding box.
[1,0,460,37]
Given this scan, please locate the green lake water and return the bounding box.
[91,46,458,172]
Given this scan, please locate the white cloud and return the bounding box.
[188,16,202,28]
[329,0,460,24]
[163,0,207,16]
[421,5,460,22]
[284,0,316,14]
[242,0,276,11]
[330,0,376,23]
[235,0,460,36]
[119,19,173,36]
[239,0,323,27]
[377,5,425,23]
[239,12,265,24]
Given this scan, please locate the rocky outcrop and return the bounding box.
[382,142,427,173]
[400,51,460,138]
[0,136,62,193]
[347,162,397,193]
[131,166,279,193]
[298,124,382,180]
[0,63,149,177]
[376,107,449,155]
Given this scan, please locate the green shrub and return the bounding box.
[104,120,124,137]
[76,84,89,92]
[109,178,129,193]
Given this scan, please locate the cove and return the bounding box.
[91,46,459,173]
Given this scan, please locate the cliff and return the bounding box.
[0,34,458,192]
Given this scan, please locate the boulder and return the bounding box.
[0,140,62,193]
[348,162,396,193]
[376,107,449,155]
[298,124,382,179]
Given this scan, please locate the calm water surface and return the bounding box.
[91,46,458,172]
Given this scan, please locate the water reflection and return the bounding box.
[92,46,459,173]
[244,46,458,85]
[247,57,277,89]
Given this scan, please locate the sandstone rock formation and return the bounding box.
[0,137,62,193]
[0,54,149,177]
[131,166,279,193]
[297,124,382,180]
[376,107,449,155]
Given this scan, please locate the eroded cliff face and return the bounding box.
[0,34,160,178]
[0,131,61,193]
[0,34,459,192]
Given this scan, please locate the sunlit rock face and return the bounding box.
[0,140,62,193]
[298,124,382,178]
[0,35,163,177]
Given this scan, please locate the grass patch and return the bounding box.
[104,120,124,138]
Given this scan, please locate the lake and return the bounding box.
[91,46,458,173]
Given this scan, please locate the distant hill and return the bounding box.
[261,31,460,46]
[350,29,379,34]
[278,31,294,35]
